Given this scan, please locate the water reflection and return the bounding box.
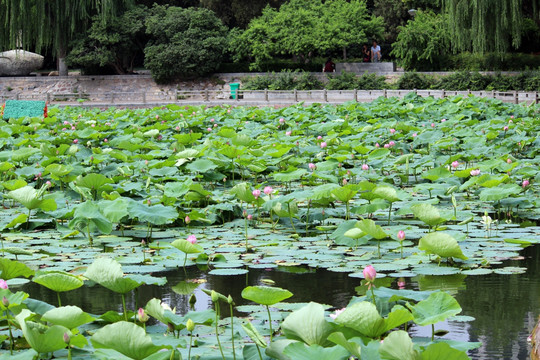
[21,245,540,359]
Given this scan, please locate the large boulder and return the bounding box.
[0,50,44,76]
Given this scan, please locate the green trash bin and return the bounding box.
[229,83,240,99]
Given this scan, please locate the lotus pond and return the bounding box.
[0,94,538,359]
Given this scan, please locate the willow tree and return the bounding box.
[442,0,539,54]
[0,0,130,75]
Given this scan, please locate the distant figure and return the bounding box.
[323,58,336,72]
[362,45,371,63]
[371,41,381,63]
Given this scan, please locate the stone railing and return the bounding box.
[335,62,396,73]
[0,89,538,107]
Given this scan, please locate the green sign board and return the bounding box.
[2,100,47,119]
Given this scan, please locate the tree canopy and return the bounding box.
[0,0,131,75]
[235,0,384,69]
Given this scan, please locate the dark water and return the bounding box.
[21,245,539,360]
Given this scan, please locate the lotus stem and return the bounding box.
[387,202,392,225]
[169,349,175,360]
[265,305,273,341]
[121,293,128,321]
[288,212,296,235]
[370,285,376,307]
[255,344,263,360]
[215,302,226,360]
[305,201,310,235]
[346,201,350,220]
[5,310,13,355]
[57,292,62,307]
[188,332,193,360]
[431,324,435,341]
[230,302,236,360]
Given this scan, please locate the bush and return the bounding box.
[144,6,228,83]
[450,52,540,71]
[325,71,358,90]
[395,72,436,89]
[241,74,274,90]
[295,72,323,90]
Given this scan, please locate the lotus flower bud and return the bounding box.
[363,265,376,282]
[186,318,195,332]
[138,308,149,323]
[0,280,7,289]
[63,332,70,344]
[2,296,9,307]
[211,290,219,303]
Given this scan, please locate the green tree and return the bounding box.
[67,6,148,74]
[0,0,131,75]
[236,0,383,69]
[144,6,228,83]
[200,0,285,28]
[390,11,451,70]
[441,0,535,54]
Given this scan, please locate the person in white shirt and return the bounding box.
[371,40,381,63]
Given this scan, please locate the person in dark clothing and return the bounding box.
[362,45,371,62]
[323,58,336,72]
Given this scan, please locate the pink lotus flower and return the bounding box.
[187,235,197,244]
[508,119,513,123]
[397,230,405,241]
[138,308,149,323]
[286,131,292,136]
[397,279,406,289]
[342,178,348,185]
[46,181,52,188]
[441,118,446,122]
[522,179,530,188]
[73,139,78,144]
[506,158,512,164]
[317,135,322,140]
[363,265,376,282]
[470,169,481,176]
[389,141,395,146]
[214,123,218,128]
[384,144,390,148]
[0,279,7,289]
[431,123,435,127]
[210,118,215,122]
[320,142,327,149]
[185,216,191,224]
[309,163,316,171]
[329,308,345,320]
[279,118,285,124]
[263,186,273,195]
[362,164,369,170]
[175,126,180,131]
[247,214,253,221]
[510,115,514,119]
[503,126,509,131]
[252,189,261,199]
[390,128,396,134]
[207,127,212,132]
[155,115,160,120]
[103,138,108,143]
[412,133,417,137]
[375,143,380,148]
[451,161,459,168]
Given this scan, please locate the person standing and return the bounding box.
[371,41,381,63]
[362,45,371,63]
[323,58,336,72]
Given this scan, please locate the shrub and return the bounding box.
[241,74,274,90]
[295,72,323,90]
[144,6,228,83]
[325,71,358,90]
[268,70,298,90]
[395,72,436,89]
[356,73,388,90]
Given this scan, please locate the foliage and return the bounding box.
[450,51,540,71]
[236,0,384,69]
[395,72,436,89]
[0,0,131,74]
[391,11,451,71]
[144,5,228,83]
[442,0,524,54]
[67,5,149,75]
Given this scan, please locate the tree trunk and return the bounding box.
[58,57,68,76]
[343,46,347,60]
[57,43,68,76]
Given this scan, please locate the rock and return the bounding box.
[0,50,44,76]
